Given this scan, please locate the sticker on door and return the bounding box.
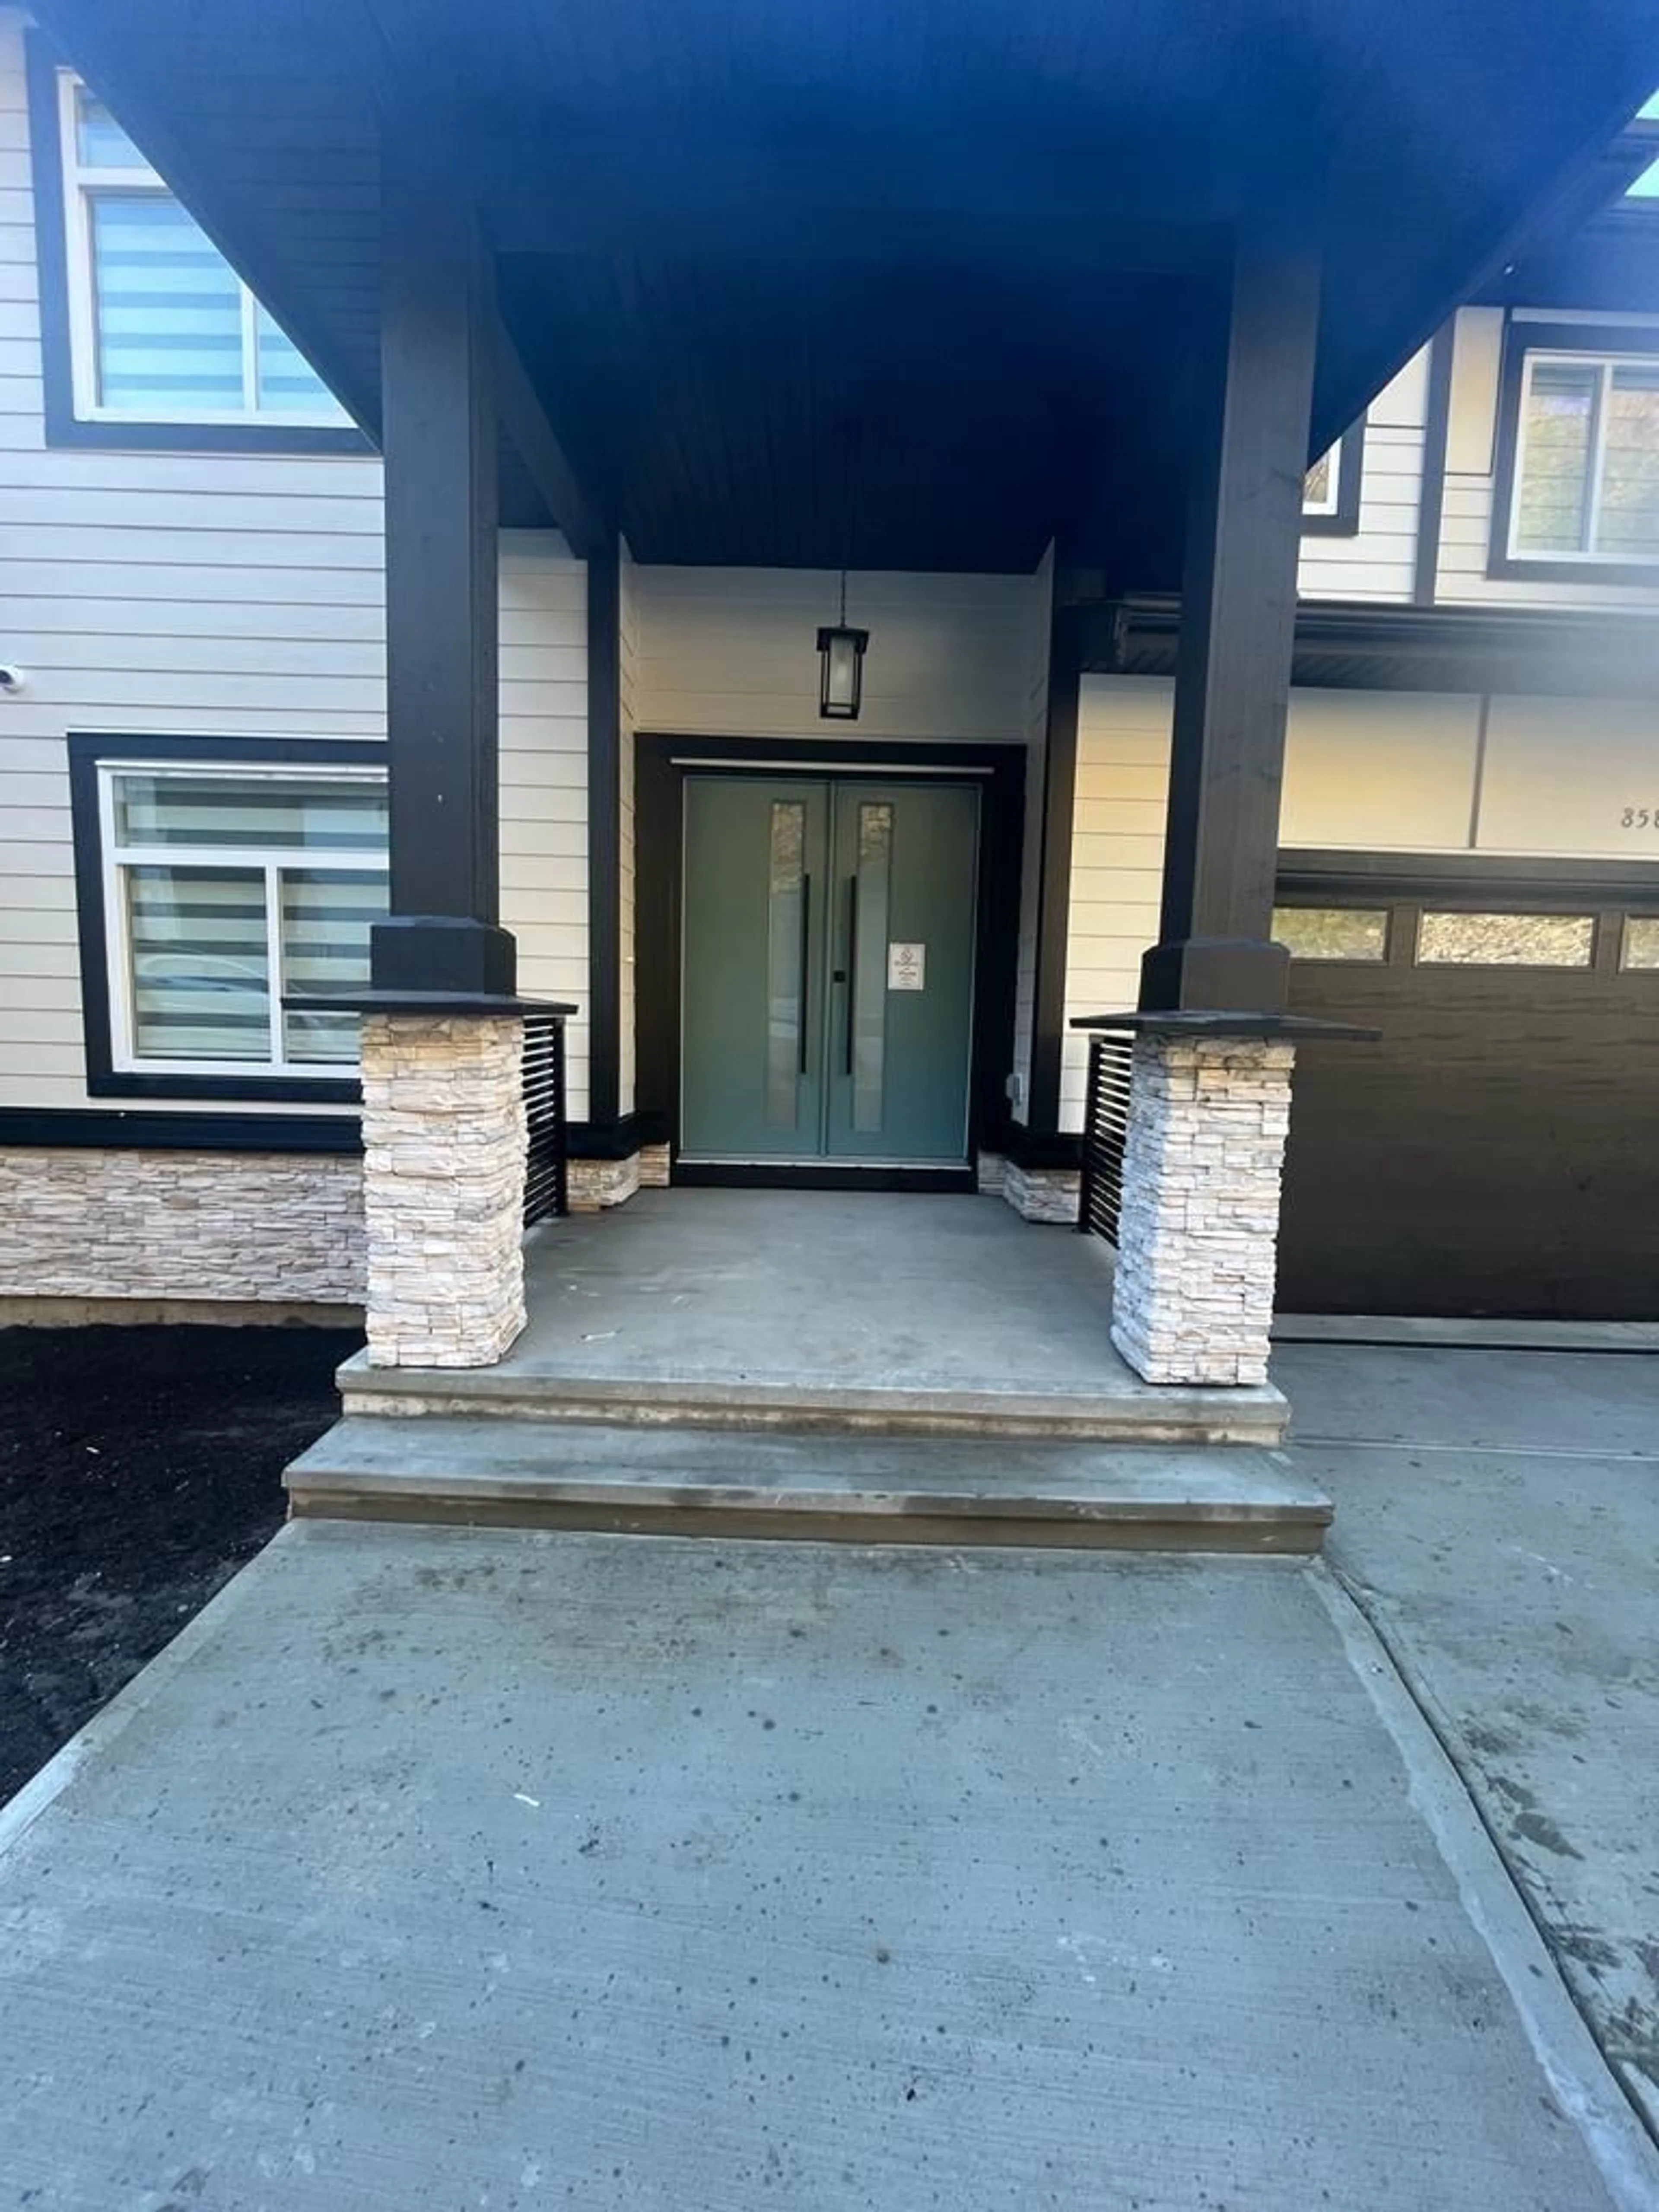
[888,941,926,991]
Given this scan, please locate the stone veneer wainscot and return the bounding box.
[0,1147,365,1305]
[1109,1035,1294,1388]
[359,1014,527,1368]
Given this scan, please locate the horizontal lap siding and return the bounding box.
[0,8,591,1119]
[1062,678,1171,1132]
[500,539,590,1118]
[1298,348,1429,606]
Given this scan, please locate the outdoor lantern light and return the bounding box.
[817,570,868,721]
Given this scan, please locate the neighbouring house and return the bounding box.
[1,0,1656,1425]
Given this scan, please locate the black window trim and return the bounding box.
[1487,313,1659,585]
[69,732,386,1103]
[1301,417,1366,537]
[23,32,372,459]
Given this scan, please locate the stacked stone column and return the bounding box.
[358,1014,527,1367]
[1109,1034,1294,1388]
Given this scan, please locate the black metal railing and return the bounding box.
[523,1012,569,1227]
[1077,1029,1135,1245]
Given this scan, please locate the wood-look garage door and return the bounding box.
[1276,875,1659,1319]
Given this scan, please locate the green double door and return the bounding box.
[681,775,979,1164]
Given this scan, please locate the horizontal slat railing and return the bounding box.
[1078,1029,1135,1245]
[522,1012,569,1227]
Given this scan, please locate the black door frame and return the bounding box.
[636,733,1026,1190]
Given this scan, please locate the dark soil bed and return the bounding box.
[0,1323,358,1808]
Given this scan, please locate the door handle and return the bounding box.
[798,874,811,1074]
[845,875,859,1076]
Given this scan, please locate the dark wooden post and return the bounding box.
[369,124,515,999]
[1138,235,1321,1015]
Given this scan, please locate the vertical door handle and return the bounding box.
[798,874,811,1074]
[844,875,859,1076]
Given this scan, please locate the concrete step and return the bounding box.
[285,1417,1331,1553]
[336,1352,1289,1448]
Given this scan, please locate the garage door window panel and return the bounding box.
[1417,911,1595,967]
[1619,915,1659,970]
[1272,906,1391,961]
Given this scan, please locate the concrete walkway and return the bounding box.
[1277,1341,1659,2141]
[3,1521,1655,2210]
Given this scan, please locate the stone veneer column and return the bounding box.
[359,1014,527,1368]
[1109,1034,1294,1388]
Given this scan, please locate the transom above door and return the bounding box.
[680,775,979,1165]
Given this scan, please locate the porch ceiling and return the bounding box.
[35,0,1659,579]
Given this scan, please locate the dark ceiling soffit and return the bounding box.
[483,163,1230,277]
[1313,48,1659,458]
[28,12,383,442]
[494,321,602,559]
[1088,596,1659,698]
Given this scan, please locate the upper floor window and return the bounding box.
[1493,325,1659,579]
[1512,351,1659,562]
[24,45,366,454]
[1302,424,1365,536]
[57,74,349,430]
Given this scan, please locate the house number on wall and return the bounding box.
[888,942,926,992]
[1621,809,1659,829]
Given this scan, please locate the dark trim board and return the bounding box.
[633,734,1026,1179]
[585,538,623,1126]
[1411,326,1455,605]
[1300,416,1366,538]
[565,1111,671,1161]
[23,32,372,460]
[674,1163,977,1195]
[1278,847,1659,905]
[0,1107,362,1153]
[67,732,385,1105]
[1487,313,1659,587]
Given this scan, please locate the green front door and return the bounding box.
[681,775,979,1164]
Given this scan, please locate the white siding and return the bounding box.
[1436,305,1659,612]
[499,537,590,1118]
[0,8,594,1117]
[632,566,1038,744]
[1298,349,1430,605]
[1062,678,1171,1131]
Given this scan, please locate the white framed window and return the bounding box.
[99,763,388,1077]
[1508,350,1659,564]
[56,69,349,429]
[1303,443,1341,515]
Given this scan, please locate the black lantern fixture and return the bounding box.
[817,569,868,721]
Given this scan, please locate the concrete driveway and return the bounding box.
[2,1512,1656,2211]
[1276,1340,1659,2143]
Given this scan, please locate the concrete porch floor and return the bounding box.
[340,1190,1287,1444]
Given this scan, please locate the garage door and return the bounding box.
[1275,878,1659,1319]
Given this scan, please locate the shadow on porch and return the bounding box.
[287,1193,1328,1552]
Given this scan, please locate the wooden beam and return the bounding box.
[495,321,601,560]
[1139,236,1321,1015]
[370,118,514,997]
